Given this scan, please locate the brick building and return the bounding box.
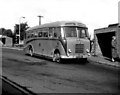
[94,23,120,59]
[0,35,13,46]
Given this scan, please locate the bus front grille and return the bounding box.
[75,44,84,53]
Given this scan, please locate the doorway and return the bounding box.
[96,32,115,58]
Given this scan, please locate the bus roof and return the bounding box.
[26,21,87,31]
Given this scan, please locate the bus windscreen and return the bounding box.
[64,27,77,37]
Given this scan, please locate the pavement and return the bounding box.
[88,55,120,68]
[1,46,120,68]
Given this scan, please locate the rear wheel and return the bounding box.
[29,47,33,56]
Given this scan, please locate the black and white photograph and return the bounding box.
[0,0,120,94]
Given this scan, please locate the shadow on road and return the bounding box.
[28,54,89,65]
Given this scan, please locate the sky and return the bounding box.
[0,0,119,39]
[118,1,120,25]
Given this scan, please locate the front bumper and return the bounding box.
[61,54,90,59]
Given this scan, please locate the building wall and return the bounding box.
[94,24,120,59]
[117,27,120,58]
[0,36,13,47]
[5,37,13,46]
[93,34,103,56]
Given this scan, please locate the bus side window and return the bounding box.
[34,31,38,37]
[31,34,34,38]
[27,35,29,38]
[49,28,53,38]
[54,27,61,38]
[54,33,57,37]
[41,28,49,37]
[38,32,42,37]
[27,31,31,38]
[43,32,48,37]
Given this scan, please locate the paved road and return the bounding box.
[1,48,119,93]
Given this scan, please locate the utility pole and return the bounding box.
[37,15,43,25]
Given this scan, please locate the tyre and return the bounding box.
[52,52,61,63]
[29,46,33,56]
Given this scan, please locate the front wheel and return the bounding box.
[52,52,61,63]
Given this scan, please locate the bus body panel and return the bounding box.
[27,38,67,58]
